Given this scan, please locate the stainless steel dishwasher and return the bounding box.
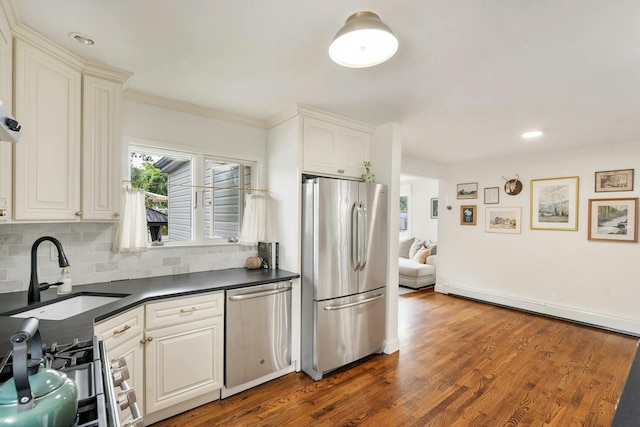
[225,281,292,389]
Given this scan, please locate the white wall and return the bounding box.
[373,123,402,355]
[402,177,439,242]
[436,140,640,335]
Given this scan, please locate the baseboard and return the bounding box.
[383,336,400,354]
[435,283,640,337]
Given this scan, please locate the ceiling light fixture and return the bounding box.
[522,130,543,139]
[69,32,95,46]
[329,11,398,68]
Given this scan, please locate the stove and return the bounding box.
[0,335,142,427]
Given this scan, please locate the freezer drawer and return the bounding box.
[225,282,292,389]
[312,289,386,377]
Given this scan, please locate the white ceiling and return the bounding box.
[10,0,640,165]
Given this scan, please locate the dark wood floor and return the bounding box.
[152,289,638,427]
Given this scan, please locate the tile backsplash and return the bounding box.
[0,222,255,294]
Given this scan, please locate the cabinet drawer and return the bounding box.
[145,292,223,330]
[94,306,144,350]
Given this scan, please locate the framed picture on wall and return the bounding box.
[530,176,579,231]
[485,207,522,234]
[595,169,634,192]
[460,205,477,225]
[484,187,499,204]
[588,198,638,242]
[430,198,438,219]
[457,182,478,199]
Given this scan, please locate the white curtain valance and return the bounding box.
[112,186,148,253]
[238,193,267,246]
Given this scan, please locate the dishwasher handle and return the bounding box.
[228,286,292,301]
[323,293,384,311]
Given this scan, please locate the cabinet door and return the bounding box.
[340,128,371,178]
[13,39,82,220]
[0,22,11,222]
[106,333,145,423]
[303,117,341,176]
[94,306,145,423]
[302,116,372,179]
[82,75,123,220]
[144,317,223,414]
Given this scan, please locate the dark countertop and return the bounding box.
[0,268,299,354]
[611,344,640,427]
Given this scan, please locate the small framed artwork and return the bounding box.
[430,198,438,219]
[588,198,638,243]
[595,169,634,192]
[486,207,522,234]
[460,205,477,225]
[484,187,499,204]
[457,182,478,199]
[530,176,579,231]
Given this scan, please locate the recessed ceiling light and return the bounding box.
[522,130,543,139]
[69,32,95,46]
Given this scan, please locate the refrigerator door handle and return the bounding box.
[351,202,360,271]
[323,293,384,311]
[359,202,367,271]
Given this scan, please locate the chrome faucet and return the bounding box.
[28,236,70,305]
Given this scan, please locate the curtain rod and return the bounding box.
[123,180,268,193]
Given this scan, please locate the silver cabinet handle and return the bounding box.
[229,286,292,301]
[324,294,384,311]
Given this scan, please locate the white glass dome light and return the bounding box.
[329,11,398,68]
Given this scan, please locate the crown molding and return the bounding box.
[84,62,133,86]
[12,24,85,71]
[124,89,266,129]
[266,104,375,133]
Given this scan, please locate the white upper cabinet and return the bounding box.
[11,26,131,222]
[82,65,131,220]
[0,14,13,222]
[13,37,83,220]
[302,112,372,180]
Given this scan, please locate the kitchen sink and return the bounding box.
[8,293,127,320]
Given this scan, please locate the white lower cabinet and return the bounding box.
[144,317,223,413]
[143,292,224,417]
[94,291,224,425]
[94,306,145,424]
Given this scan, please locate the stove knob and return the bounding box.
[117,387,137,410]
[122,417,145,427]
[111,356,127,369]
[112,365,130,387]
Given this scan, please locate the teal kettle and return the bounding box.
[0,318,78,427]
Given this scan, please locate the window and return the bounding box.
[400,184,411,236]
[399,195,409,232]
[130,145,254,245]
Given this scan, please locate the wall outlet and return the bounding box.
[550,292,559,303]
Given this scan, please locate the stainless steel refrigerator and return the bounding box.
[301,177,388,381]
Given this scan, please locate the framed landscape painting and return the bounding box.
[485,207,522,234]
[457,182,478,199]
[588,198,638,242]
[530,176,579,231]
[595,169,634,192]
